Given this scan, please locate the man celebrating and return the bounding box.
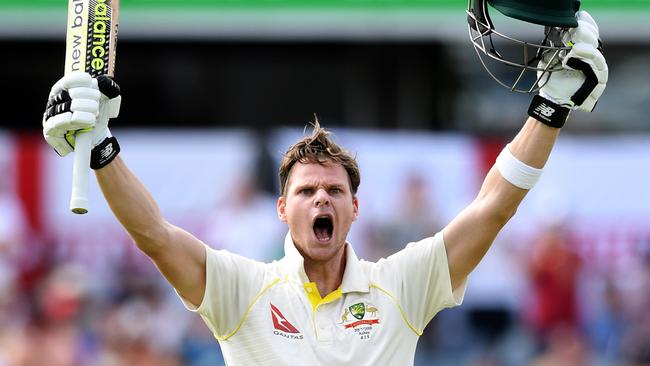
[42,8,606,366]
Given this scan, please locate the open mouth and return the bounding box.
[313,215,333,242]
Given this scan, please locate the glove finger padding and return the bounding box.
[43,73,102,157]
[564,12,599,48]
[71,98,100,114]
[44,110,96,131]
[48,72,94,99]
[69,86,101,101]
[44,132,73,157]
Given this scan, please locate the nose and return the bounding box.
[314,188,330,207]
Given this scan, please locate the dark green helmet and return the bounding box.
[467,0,581,93]
[490,0,581,28]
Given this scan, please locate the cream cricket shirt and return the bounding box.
[178,232,467,365]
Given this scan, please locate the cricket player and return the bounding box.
[41,4,607,365]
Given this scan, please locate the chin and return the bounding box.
[305,239,344,261]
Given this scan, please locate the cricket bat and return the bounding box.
[65,0,120,214]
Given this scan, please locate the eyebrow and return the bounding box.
[293,182,346,192]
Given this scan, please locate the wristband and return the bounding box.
[91,136,120,170]
[528,95,570,128]
[495,144,543,190]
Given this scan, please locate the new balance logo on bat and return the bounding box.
[534,103,555,118]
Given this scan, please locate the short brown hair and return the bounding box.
[279,118,360,196]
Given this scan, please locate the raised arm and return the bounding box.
[443,118,558,289]
[442,11,608,290]
[42,73,206,307]
[95,156,206,306]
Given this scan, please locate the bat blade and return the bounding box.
[65,0,119,77]
[65,0,120,214]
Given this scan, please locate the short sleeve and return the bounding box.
[376,232,467,332]
[175,244,267,338]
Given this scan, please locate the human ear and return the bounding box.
[277,196,288,222]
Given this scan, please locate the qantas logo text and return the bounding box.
[270,303,303,340]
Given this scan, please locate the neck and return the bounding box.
[303,245,347,298]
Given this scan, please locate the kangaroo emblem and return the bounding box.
[341,308,350,323]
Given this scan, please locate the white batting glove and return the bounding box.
[43,72,121,157]
[538,11,608,112]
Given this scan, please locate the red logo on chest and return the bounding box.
[270,303,300,334]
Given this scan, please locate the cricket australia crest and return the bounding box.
[349,302,365,320]
[339,302,380,340]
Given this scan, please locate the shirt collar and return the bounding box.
[282,231,370,294]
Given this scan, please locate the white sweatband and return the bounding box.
[495,144,543,190]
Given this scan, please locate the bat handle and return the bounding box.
[70,131,92,214]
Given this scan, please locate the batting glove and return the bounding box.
[43,72,122,168]
[529,11,608,128]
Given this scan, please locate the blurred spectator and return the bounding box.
[0,162,27,249]
[371,172,452,364]
[390,171,443,239]
[461,231,528,365]
[0,162,29,366]
[525,222,582,342]
[0,162,27,292]
[93,263,191,366]
[365,171,443,260]
[620,254,650,366]
[97,297,182,366]
[201,173,284,261]
[18,264,89,366]
[585,277,627,362]
[530,325,592,366]
[181,316,225,366]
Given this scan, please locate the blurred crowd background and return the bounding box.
[1,0,650,365]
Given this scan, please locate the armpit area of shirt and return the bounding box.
[437,232,467,307]
[173,244,210,313]
[175,289,201,312]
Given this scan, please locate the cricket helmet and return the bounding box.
[467,0,581,93]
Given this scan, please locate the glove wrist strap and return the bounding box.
[528,95,570,128]
[91,136,120,170]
